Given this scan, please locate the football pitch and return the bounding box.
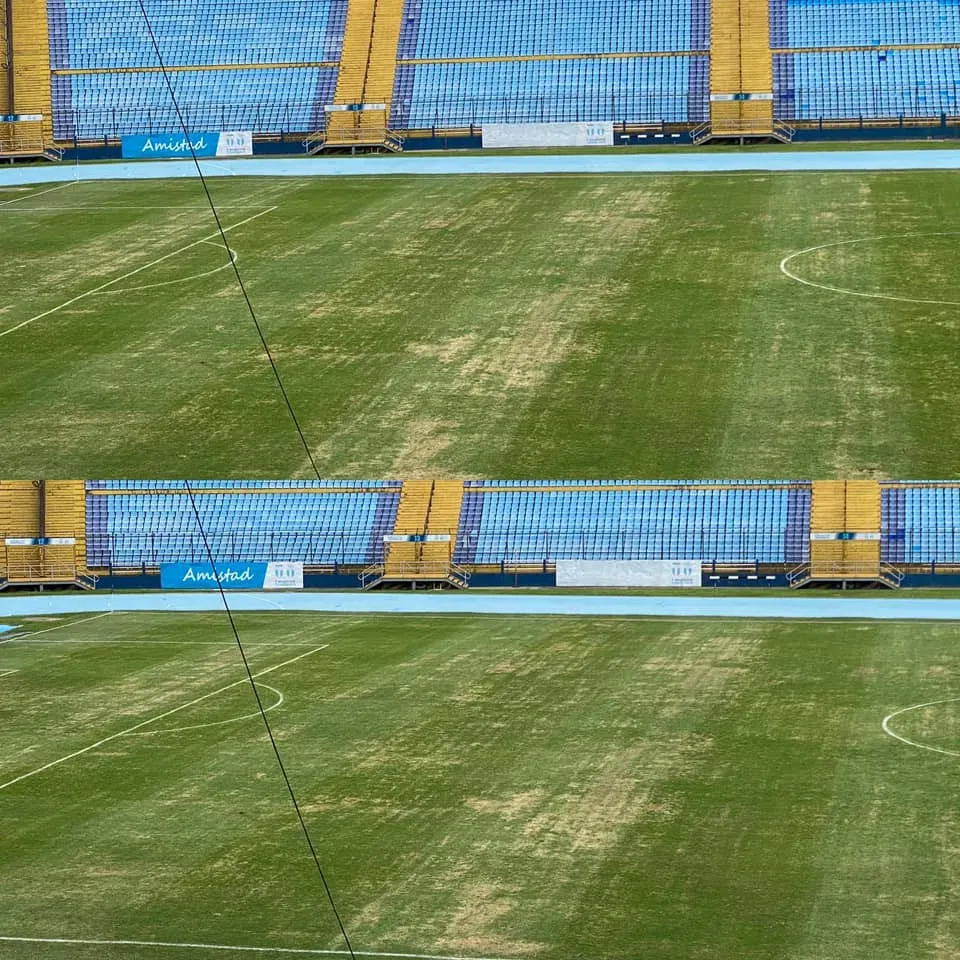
[1,610,959,959]
[4,169,960,479]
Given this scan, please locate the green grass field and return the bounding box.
[4,169,960,479]
[2,610,959,960]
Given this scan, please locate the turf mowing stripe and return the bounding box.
[0,937,513,960]
[0,641,329,792]
[0,206,276,340]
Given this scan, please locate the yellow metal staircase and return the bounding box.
[0,480,92,589]
[365,479,468,588]
[790,480,899,588]
[809,480,846,577]
[385,478,432,571]
[3,0,60,160]
[313,0,405,151]
[0,481,42,584]
[702,0,789,142]
[43,480,89,579]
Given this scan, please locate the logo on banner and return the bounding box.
[215,131,253,156]
[669,561,700,587]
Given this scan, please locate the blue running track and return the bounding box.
[3,591,960,620]
[3,149,960,188]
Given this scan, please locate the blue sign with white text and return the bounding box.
[161,562,268,589]
[160,561,303,590]
[122,133,222,159]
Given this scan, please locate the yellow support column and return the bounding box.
[9,0,54,146]
[0,1,11,119]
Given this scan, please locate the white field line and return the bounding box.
[0,669,17,678]
[0,204,275,212]
[127,682,284,736]
[0,641,328,792]
[0,937,513,960]
[881,696,960,758]
[0,206,276,340]
[0,611,113,643]
[779,232,960,307]
[11,639,320,646]
[92,245,237,295]
[0,180,77,206]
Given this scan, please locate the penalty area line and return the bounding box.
[0,937,514,960]
[0,206,276,340]
[0,611,113,643]
[0,641,328,792]
[0,180,77,206]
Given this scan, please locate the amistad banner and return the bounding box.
[161,561,303,590]
[121,131,253,159]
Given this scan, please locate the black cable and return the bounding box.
[183,481,357,960]
[134,0,323,483]
[129,4,355,956]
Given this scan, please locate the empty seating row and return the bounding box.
[391,56,708,127]
[49,0,347,68]
[772,0,960,49]
[90,480,401,489]
[86,487,400,566]
[53,67,337,138]
[774,49,960,120]
[454,485,809,564]
[399,0,708,59]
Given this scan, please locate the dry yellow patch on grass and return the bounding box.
[466,790,545,820]
[437,881,545,957]
[521,737,706,855]
[388,417,457,478]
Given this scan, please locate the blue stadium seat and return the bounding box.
[454,482,810,564]
[882,483,960,564]
[85,481,402,567]
[391,56,709,127]
[771,0,960,120]
[47,0,346,138]
[391,0,709,127]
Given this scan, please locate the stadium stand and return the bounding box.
[48,0,347,69]
[771,0,960,121]
[391,0,710,128]
[80,479,811,572]
[453,481,810,565]
[391,57,708,128]
[85,480,402,567]
[55,67,338,139]
[45,0,346,138]
[14,0,956,146]
[882,482,960,565]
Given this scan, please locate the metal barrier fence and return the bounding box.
[54,95,699,140]
[86,530,803,567]
[51,96,960,142]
